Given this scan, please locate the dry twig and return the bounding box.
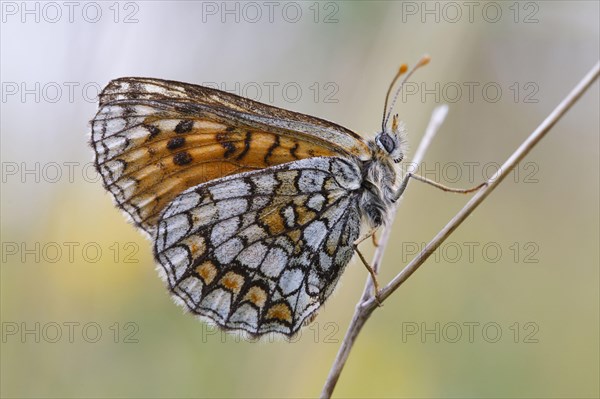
[320,61,600,399]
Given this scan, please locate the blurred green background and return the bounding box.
[1,1,598,398]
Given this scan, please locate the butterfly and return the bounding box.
[90,57,430,337]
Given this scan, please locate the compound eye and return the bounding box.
[378,134,395,153]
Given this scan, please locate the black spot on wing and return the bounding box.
[167,136,185,150]
[144,124,160,139]
[216,132,236,158]
[290,142,300,159]
[174,120,194,134]
[173,151,192,165]
[236,131,252,161]
[264,136,280,164]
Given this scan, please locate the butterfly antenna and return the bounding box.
[382,54,431,130]
[381,64,408,131]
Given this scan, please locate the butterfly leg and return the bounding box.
[353,243,383,306]
[410,173,487,193]
[394,172,486,201]
[371,231,380,247]
[354,227,379,246]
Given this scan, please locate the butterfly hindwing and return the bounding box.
[153,157,363,336]
[91,77,370,234]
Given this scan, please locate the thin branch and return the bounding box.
[365,104,449,301]
[372,60,600,307]
[321,104,450,398]
[320,61,600,399]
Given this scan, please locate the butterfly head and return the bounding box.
[376,114,406,163]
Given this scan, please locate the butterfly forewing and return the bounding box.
[98,77,370,158]
[154,157,362,336]
[91,77,370,233]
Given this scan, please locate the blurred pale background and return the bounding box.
[1,1,598,398]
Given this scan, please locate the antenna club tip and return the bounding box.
[399,64,409,74]
[418,54,431,66]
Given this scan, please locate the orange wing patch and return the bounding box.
[243,286,268,308]
[219,271,245,295]
[195,261,218,285]
[266,303,293,324]
[94,117,337,233]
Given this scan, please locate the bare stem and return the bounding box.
[320,104,449,398]
[320,61,599,399]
